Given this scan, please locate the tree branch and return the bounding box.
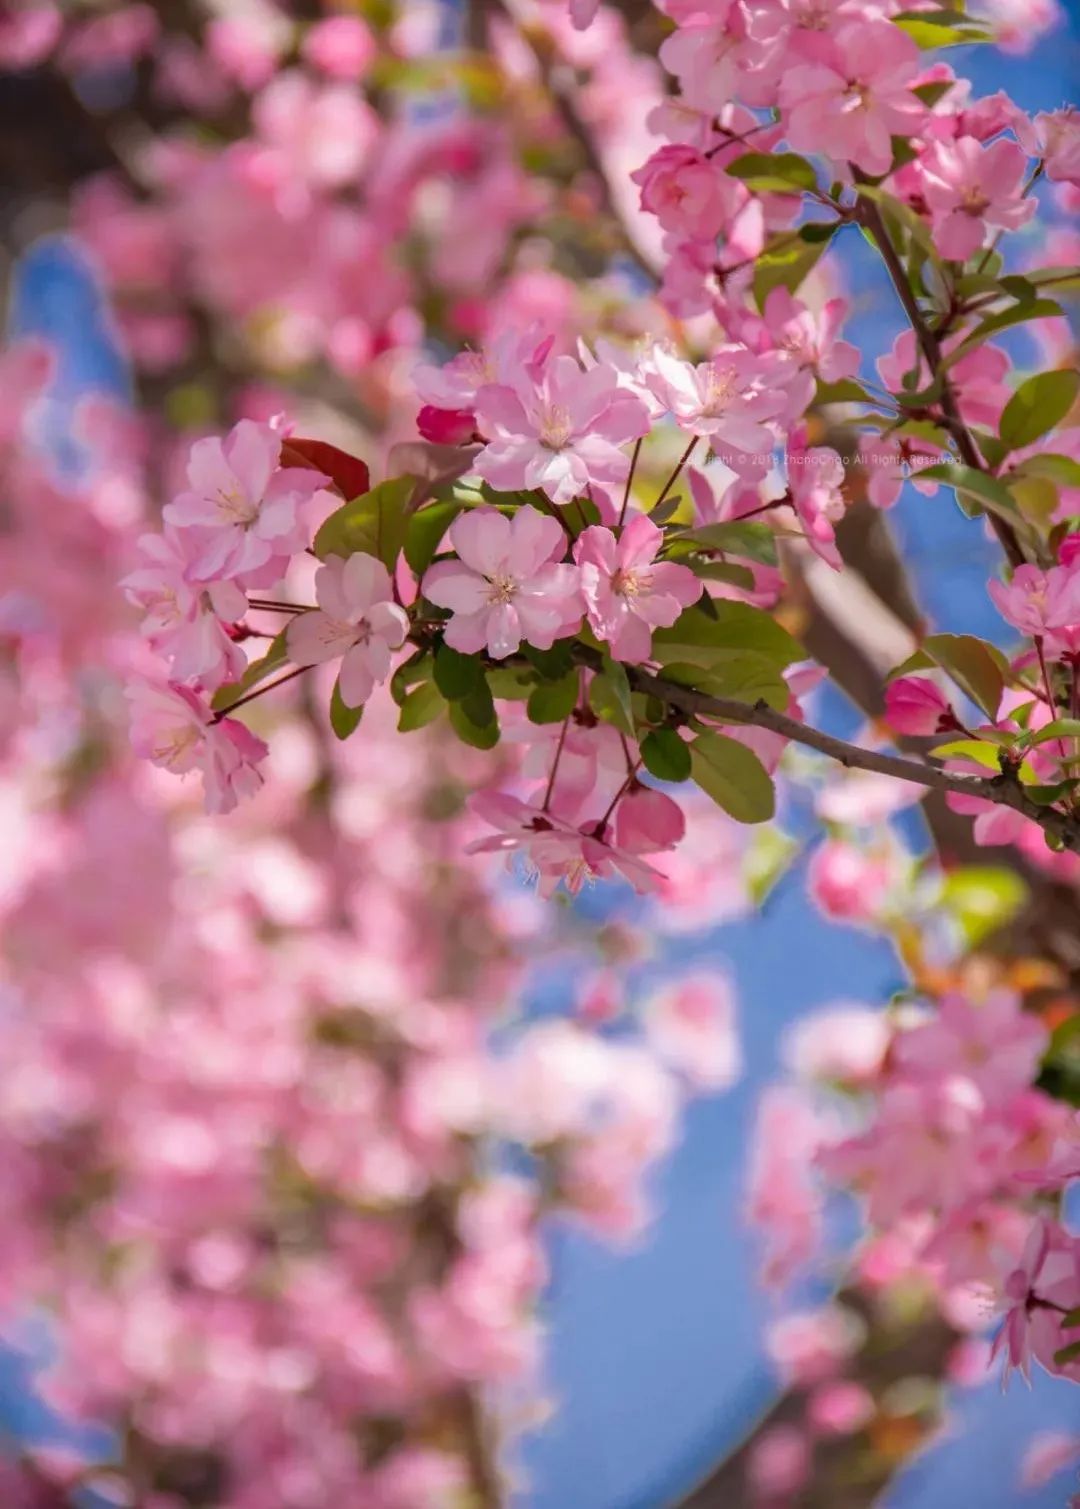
[855,196,1026,568]
[621,662,1080,852]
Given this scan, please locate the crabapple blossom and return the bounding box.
[126,681,268,814]
[647,344,790,461]
[778,19,926,177]
[163,419,329,585]
[988,563,1080,637]
[574,514,702,662]
[466,791,665,896]
[630,145,748,242]
[993,1216,1080,1385]
[918,137,1037,261]
[884,676,957,737]
[422,506,582,659]
[472,354,650,505]
[785,430,847,569]
[1017,108,1080,185]
[642,974,742,1091]
[893,991,1049,1105]
[286,553,409,707]
[122,526,248,690]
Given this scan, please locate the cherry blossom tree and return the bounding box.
[2,0,1080,1505]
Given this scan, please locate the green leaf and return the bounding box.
[1000,370,1080,452]
[659,655,788,711]
[640,728,692,783]
[690,732,775,824]
[313,477,414,568]
[1012,453,1080,489]
[815,377,876,406]
[390,650,433,707]
[527,671,579,724]
[949,299,1064,359]
[671,521,778,565]
[726,151,817,193]
[523,641,576,681]
[589,658,635,735]
[211,629,288,711]
[893,9,990,45]
[930,738,1004,771]
[753,227,836,308]
[687,560,757,590]
[329,679,365,739]
[918,464,1023,529]
[925,633,1009,719]
[433,643,485,701]
[486,665,535,701]
[448,696,499,749]
[1025,718,1080,747]
[1054,1340,1080,1366]
[653,601,803,670]
[404,500,464,575]
[939,866,1028,947]
[397,680,446,732]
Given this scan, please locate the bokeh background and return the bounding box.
[3,2,1080,1506]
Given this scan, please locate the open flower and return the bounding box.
[988,563,1080,637]
[467,791,665,896]
[163,419,328,585]
[126,680,268,814]
[287,552,409,707]
[574,514,702,663]
[647,343,787,463]
[778,19,925,177]
[423,506,582,659]
[918,136,1036,262]
[122,526,248,690]
[473,355,649,506]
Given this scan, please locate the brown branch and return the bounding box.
[855,197,1026,568]
[618,662,1080,852]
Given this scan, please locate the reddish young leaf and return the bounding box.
[279,437,371,500]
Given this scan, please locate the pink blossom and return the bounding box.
[422,506,582,659]
[877,329,1011,430]
[630,145,747,242]
[163,420,328,585]
[746,1424,811,1499]
[808,839,894,924]
[574,514,702,662]
[1019,1432,1080,1490]
[885,675,956,736]
[301,16,376,80]
[919,137,1036,262]
[0,3,60,68]
[1017,109,1080,187]
[807,1381,874,1437]
[779,19,925,178]
[467,791,664,896]
[473,355,649,506]
[761,288,860,384]
[417,405,476,446]
[766,1306,864,1388]
[643,974,741,1091]
[252,70,378,190]
[786,430,846,569]
[783,1005,888,1088]
[992,1216,1080,1385]
[647,344,788,461]
[895,991,1049,1106]
[122,527,248,690]
[286,553,409,707]
[126,681,268,814]
[988,563,1080,637]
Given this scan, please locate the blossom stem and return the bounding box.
[541,715,573,812]
[618,437,643,528]
[654,438,698,513]
[1034,636,1068,761]
[856,195,1026,569]
[597,765,641,829]
[211,665,310,722]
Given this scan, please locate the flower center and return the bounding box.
[960,185,990,216]
[486,572,518,605]
[216,487,259,526]
[701,364,737,415]
[611,567,650,598]
[156,724,201,770]
[538,404,574,451]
